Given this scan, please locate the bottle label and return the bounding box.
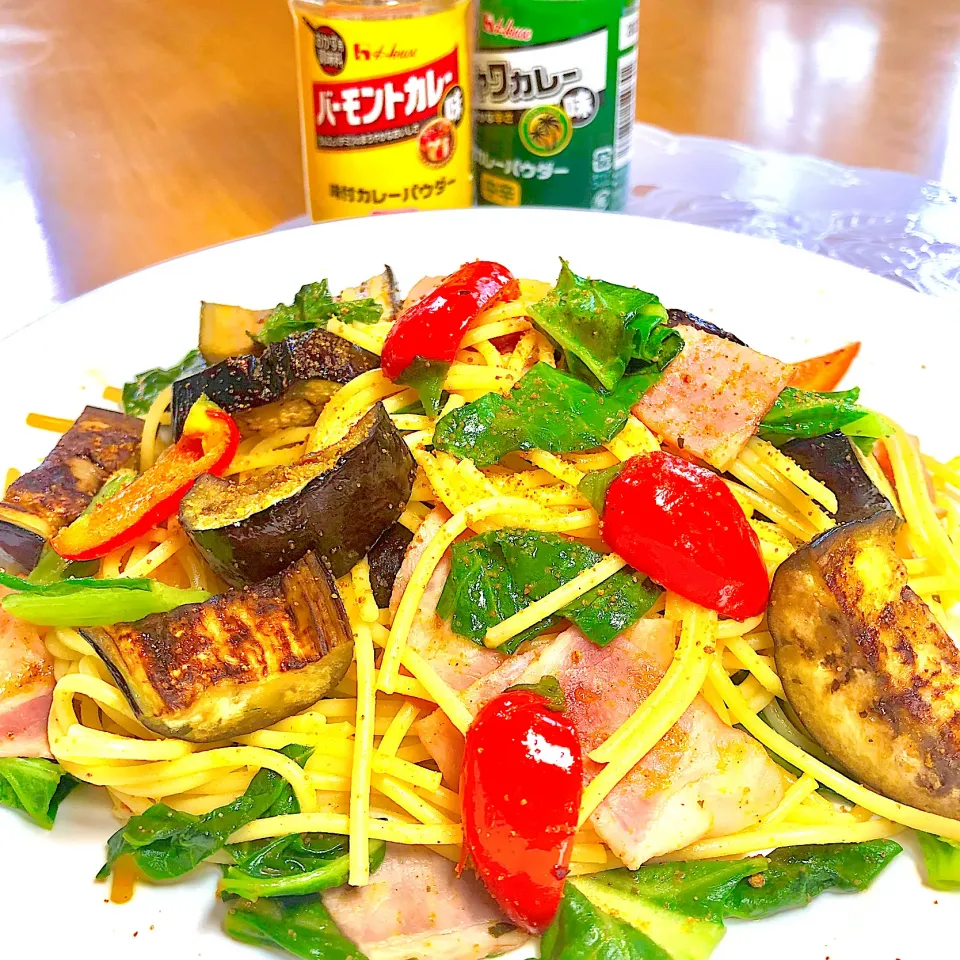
[294,2,473,221]
[476,30,608,117]
[474,1,639,211]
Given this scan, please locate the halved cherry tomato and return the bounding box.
[460,684,582,935]
[790,342,860,391]
[602,451,768,619]
[381,260,519,413]
[52,398,238,562]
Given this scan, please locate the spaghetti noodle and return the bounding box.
[5,263,959,960]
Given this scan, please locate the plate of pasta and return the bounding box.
[2,208,959,960]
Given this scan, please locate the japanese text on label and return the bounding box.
[313,48,460,148]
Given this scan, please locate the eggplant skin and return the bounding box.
[81,553,353,742]
[0,520,46,575]
[666,308,747,347]
[180,404,415,585]
[769,508,960,818]
[368,523,414,609]
[340,266,400,323]
[233,381,340,438]
[782,432,890,525]
[172,328,379,436]
[199,302,269,364]
[0,406,141,572]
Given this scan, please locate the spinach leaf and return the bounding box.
[26,553,98,585]
[0,573,209,627]
[841,410,896,454]
[541,884,670,960]
[437,529,661,653]
[98,746,312,881]
[258,303,303,344]
[257,744,313,817]
[578,463,625,514]
[569,841,901,960]
[719,840,902,919]
[0,758,79,829]
[325,298,382,326]
[224,895,367,960]
[221,838,385,900]
[759,388,893,450]
[435,538,536,646]
[591,858,768,921]
[395,356,448,417]
[0,570,152,594]
[571,877,724,960]
[492,530,660,646]
[256,281,382,345]
[433,363,658,467]
[122,349,207,416]
[916,833,960,891]
[590,841,901,926]
[530,261,682,392]
[229,833,347,878]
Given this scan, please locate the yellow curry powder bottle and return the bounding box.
[289,0,474,221]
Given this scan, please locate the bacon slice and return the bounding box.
[418,622,785,868]
[416,643,541,787]
[323,844,528,960]
[391,508,505,692]
[551,626,785,866]
[401,276,446,313]
[633,327,793,471]
[0,588,54,758]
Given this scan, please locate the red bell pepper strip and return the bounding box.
[381,260,519,413]
[52,398,239,562]
[602,451,768,619]
[790,342,861,391]
[874,434,936,503]
[460,680,582,935]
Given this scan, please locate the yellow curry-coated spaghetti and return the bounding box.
[6,263,960,960]
[26,278,958,848]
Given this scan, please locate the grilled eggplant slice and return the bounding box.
[232,381,341,438]
[0,518,46,576]
[368,522,414,609]
[172,328,379,436]
[81,553,353,742]
[340,266,400,322]
[782,431,891,525]
[172,351,283,435]
[666,308,747,347]
[769,508,960,818]
[199,302,269,364]
[181,404,415,585]
[0,407,141,573]
[174,267,395,435]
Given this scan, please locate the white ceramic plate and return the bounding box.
[2,209,955,960]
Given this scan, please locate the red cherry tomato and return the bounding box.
[602,451,769,618]
[460,687,583,935]
[380,260,519,381]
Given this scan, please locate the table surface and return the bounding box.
[3,0,960,323]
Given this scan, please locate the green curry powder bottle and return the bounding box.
[474,0,639,210]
